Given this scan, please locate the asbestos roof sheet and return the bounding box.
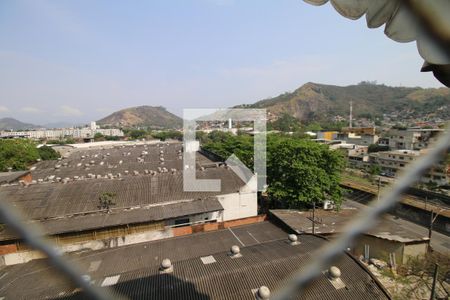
[0,198,223,240]
[0,222,390,300]
[0,171,29,184]
[270,200,428,243]
[0,167,244,221]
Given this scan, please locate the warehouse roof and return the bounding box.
[0,222,390,300]
[0,166,243,220]
[30,142,214,181]
[270,200,428,243]
[0,197,223,241]
[0,171,30,184]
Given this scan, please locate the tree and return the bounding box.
[128,129,148,140]
[94,132,105,141]
[267,137,345,208]
[152,130,183,141]
[98,192,116,211]
[202,132,346,209]
[270,113,301,132]
[105,135,120,141]
[0,139,40,171]
[37,146,60,161]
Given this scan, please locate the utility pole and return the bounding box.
[429,210,434,240]
[349,101,353,128]
[377,177,381,202]
[429,207,446,241]
[430,263,439,300]
[312,202,316,235]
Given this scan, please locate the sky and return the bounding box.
[0,0,444,125]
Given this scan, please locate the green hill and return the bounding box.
[239,82,450,123]
[97,106,182,129]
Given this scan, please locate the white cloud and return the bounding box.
[0,105,9,113]
[21,106,43,114]
[59,105,83,116]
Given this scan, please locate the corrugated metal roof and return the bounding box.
[0,198,223,240]
[0,222,390,300]
[29,143,213,181]
[270,200,428,243]
[0,171,29,184]
[0,168,243,221]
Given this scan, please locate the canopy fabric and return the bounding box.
[304,0,450,87]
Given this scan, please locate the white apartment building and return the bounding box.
[387,128,443,150]
[0,122,124,140]
[369,149,448,186]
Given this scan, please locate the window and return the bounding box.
[174,218,190,227]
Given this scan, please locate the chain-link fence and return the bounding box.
[0,1,449,299]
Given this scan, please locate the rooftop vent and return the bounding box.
[288,234,300,246]
[255,286,270,300]
[229,245,242,258]
[160,258,173,274]
[324,266,345,289]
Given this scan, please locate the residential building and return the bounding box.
[386,128,443,150]
[369,149,448,185]
[0,121,124,140]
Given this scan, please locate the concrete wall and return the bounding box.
[0,229,174,266]
[403,243,428,262]
[218,191,257,221]
[352,234,404,264]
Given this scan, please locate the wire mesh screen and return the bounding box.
[0,1,449,299]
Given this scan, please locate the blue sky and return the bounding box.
[0,0,443,124]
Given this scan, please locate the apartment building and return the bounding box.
[387,128,443,150]
[369,149,448,185]
[0,121,124,140]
